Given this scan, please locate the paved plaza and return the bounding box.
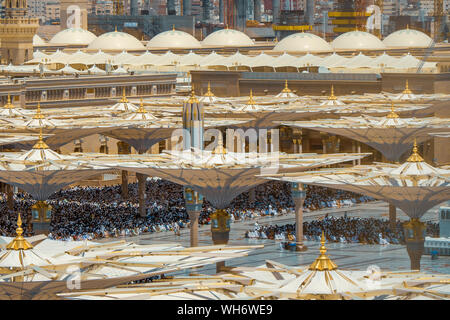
[113,201,450,276]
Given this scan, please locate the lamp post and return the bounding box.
[210,209,231,246]
[183,187,204,247]
[31,201,52,235]
[291,182,307,251]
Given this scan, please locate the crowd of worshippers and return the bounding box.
[245,216,440,245]
[0,180,373,240]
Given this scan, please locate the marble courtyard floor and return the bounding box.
[106,201,450,275]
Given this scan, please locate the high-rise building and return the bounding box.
[60,0,88,29]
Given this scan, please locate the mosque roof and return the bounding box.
[147,29,201,49]
[202,28,254,47]
[273,32,332,52]
[383,28,433,48]
[88,31,145,51]
[332,31,386,50]
[50,28,97,46]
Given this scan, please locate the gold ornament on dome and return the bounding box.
[137,98,146,114]
[32,127,49,150]
[328,85,337,100]
[406,139,424,163]
[6,213,33,251]
[402,80,412,94]
[247,89,256,105]
[120,88,129,103]
[3,94,14,109]
[33,102,45,119]
[386,102,399,119]
[204,82,215,97]
[187,86,199,104]
[281,80,292,93]
[309,231,338,271]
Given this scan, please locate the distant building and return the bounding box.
[46,1,60,23]
[92,0,114,15]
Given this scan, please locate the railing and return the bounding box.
[241,72,380,81]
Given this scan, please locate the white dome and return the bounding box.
[88,31,145,51]
[50,28,97,46]
[147,29,201,49]
[332,31,386,50]
[383,29,433,48]
[33,34,46,46]
[273,32,332,52]
[202,29,254,47]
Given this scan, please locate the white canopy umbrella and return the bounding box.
[280,107,450,161]
[0,219,261,299]
[0,134,107,200]
[108,90,139,112]
[111,50,137,65]
[87,65,107,75]
[275,80,298,98]
[296,53,324,67]
[48,50,72,64]
[57,64,81,75]
[111,66,128,74]
[200,51,223,66]
[177,51,203,66]
[127,51,160,66]
[83,50,114,65]
[263,144,450,270]
[0,95,28,118]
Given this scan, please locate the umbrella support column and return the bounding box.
[188,210,200,247]
[389,204,397,230]
[137,173,147,218]
[121,171,128,200]
[406,240,425,271]
[403,219,426,271]
[216,261,225,273]
[117,141,131,200]
[249,188,255,204]
[184,188,203,247]
[291,183,307,252]
[6,184,13,210]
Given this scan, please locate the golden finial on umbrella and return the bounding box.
[120,87,129,103]
[328,85,337,100]
[281,80,292,93]
[309,230,338,271]
[204,82,215,97]
[407,139,424,162]
[6,213,33,251]
[402,79,412,94]
[137,98,146,113]
[33,102,45,120]
[4,94,14,109]
[187,85,199,104]
[386,101,399,119]
[32,127,49,150]
[247,89,256,105]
